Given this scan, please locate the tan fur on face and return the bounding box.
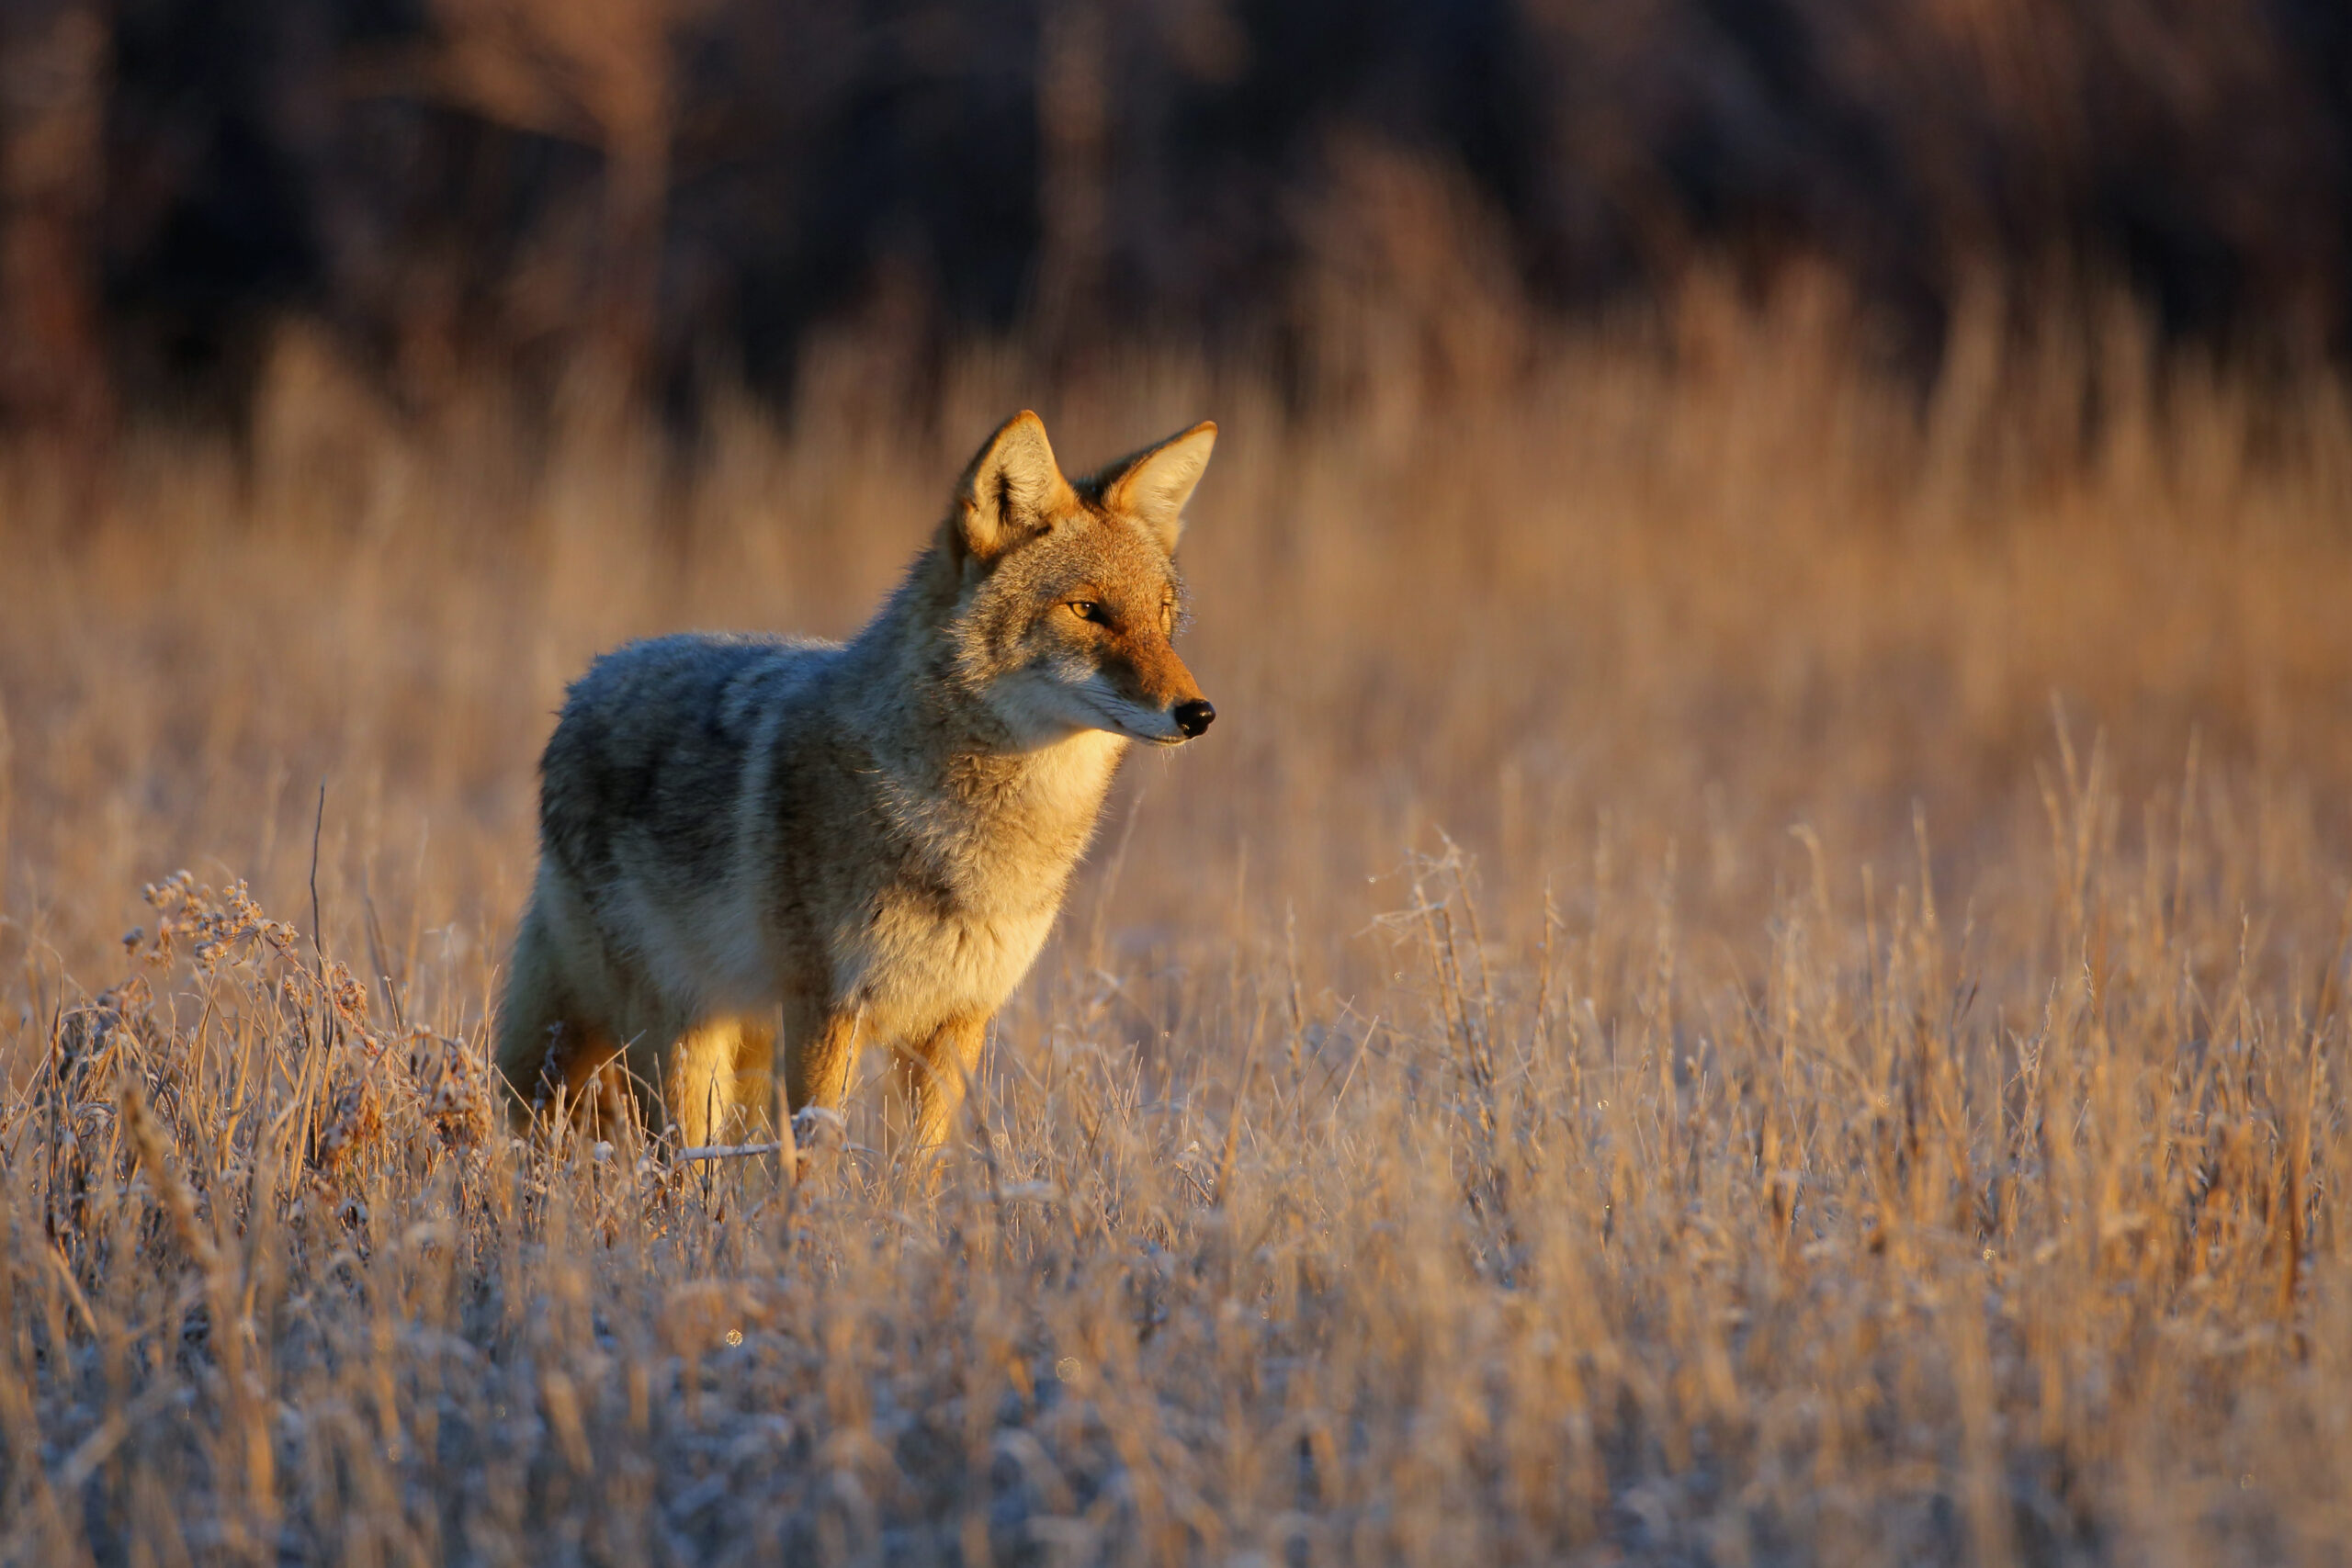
[495,411,1219,1164]
[946,416,1213,748]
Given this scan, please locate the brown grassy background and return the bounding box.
[5,288,2352,1563]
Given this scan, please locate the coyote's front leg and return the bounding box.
[661,1015,778,1150]
[894,1015,987,1158]
[782,1005,862,1120]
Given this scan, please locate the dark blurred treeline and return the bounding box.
[2,0,2347,436]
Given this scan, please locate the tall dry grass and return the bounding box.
[4,291,2352,1563]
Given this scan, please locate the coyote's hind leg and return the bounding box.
[495,902,628,1133]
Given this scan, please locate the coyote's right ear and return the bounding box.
[950,411,1073,570]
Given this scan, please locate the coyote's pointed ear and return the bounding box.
[951,410,1073,570]
[1097,421,1216,554]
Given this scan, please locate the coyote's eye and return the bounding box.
[1066,600,1107,624]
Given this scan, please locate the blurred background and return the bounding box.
[2,0,2349,995]
[4,0,2349,446]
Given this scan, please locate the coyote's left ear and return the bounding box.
[1097,421,1216,554]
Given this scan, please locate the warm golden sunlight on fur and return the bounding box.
[5,298,2352,1561]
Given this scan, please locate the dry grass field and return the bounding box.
[5,292,2352,1564]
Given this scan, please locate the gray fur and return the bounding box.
[496,412,1217,1156]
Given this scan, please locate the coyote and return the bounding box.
[495,411,1217,1156]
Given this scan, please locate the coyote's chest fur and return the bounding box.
[829,728,1126,1036]
[495,408,1217,1155]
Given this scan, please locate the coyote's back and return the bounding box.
[496,411,1220,1157]
[537,632,829,923]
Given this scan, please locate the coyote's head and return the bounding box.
[935,411,1217,750]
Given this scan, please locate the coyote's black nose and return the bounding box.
[1173,699,1216,739]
